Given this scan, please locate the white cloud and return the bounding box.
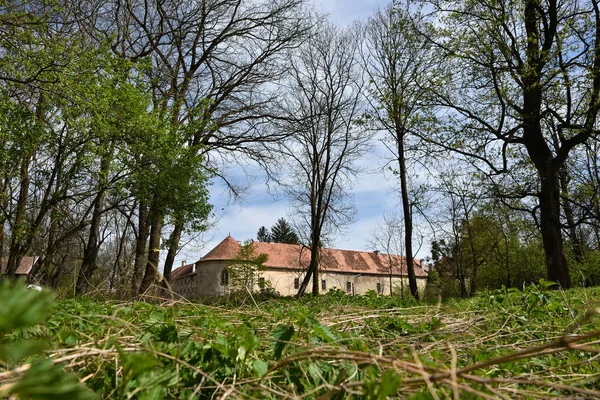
[170,0,437,269]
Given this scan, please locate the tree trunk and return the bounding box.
[77,145,113,294]
[131,201,149,295]
[297,242,320,297]
[5,155,31,278]
[28,205,59,285]
[463,208,479,297]
[521,0,571,289]
[397,135,418,299]
[139,198,163,295]
[559,168,584,263]
[162,219,183,281]
[76,191,108,294]
[539,167,571,287]
[311,244,319,295]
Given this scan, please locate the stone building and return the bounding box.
[170,235,428,298]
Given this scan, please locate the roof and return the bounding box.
[170,236,428,280]
[200,235,241,261]
[170,263,195,280]
[0,256,38,275]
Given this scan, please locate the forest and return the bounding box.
[1,0,600,300]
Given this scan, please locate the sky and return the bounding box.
[172,0,434,269]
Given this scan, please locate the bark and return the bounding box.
[75,188,106,294]
[0,217,5,272]
[559,168,584,263]
[76,150,111,294]
[539,167,571,287]
[138,197,163,295]
[27,205,59,285]
[310,240,319,295]
[5,155,31,278]
[109,207,135,292]
[297,230,320,297]
[462,203,479,297]
[521,0,570,288]
[397,132,418,299]
[131,201,149,295]
[162,219,182,281]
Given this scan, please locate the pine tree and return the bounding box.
[257,226,271,242]
[270,218,299,244]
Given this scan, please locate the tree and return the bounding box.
[257,226,271,242]
[363,2,435,299]
[276,22,371,296]
[270,218,299,244]
[226,240,269,293]
[421,0,600,288]
[368,213,405,297]
[107,0,309,292]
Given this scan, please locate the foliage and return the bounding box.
[3,281,600,398]
[226,240,269,293]
[269,218,300,244]
[256,226,271,242]
[0,281,96,399]
[431,203,547,297]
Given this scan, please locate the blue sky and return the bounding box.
[172,0,434,267]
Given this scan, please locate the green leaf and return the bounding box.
[253,359,269,377]
[2,360,98,400]
[0,281,55,336]
[312,323,339,343]
[271,324,295,360]
[0,340,48,364]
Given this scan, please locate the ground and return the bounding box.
[1,283,600,399]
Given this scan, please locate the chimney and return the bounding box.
[181,260,187,267]
[374,250,380,255]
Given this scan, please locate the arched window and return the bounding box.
[220,269,229,286]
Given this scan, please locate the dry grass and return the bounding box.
[3,285,600,398]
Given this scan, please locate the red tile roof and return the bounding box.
[170,263,195,280]
[170,236,428,280]
[200,235,241,261]
[0,256,38,275]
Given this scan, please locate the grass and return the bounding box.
[1,282,600,399]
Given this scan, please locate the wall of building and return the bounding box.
[173,261,427,298]
[172,261,227,298]
[172,274,198,298]
[263,269,427,296]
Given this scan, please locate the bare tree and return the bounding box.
[433,167,487,297]
[109,0,310,293]
[362,2,435,299]
[368,212,405,297]
[276,22,371,296]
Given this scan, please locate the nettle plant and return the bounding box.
[0,281,96,399]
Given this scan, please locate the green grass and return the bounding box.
[2,282,600,399]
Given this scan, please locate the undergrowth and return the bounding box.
[1,280,600,399]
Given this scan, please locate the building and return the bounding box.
[0,257,39,278]
[170,236,428,298]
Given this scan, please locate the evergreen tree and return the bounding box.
[257,226,271,242]
[270,218,299,245]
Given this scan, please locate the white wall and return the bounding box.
[173,261,427,298]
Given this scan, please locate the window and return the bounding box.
[220,269,229,286]
[376,282,382,294]
[346,281,352,293]
[294,278,300,289]
[321,280,326,290]
[258,277,265,289]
